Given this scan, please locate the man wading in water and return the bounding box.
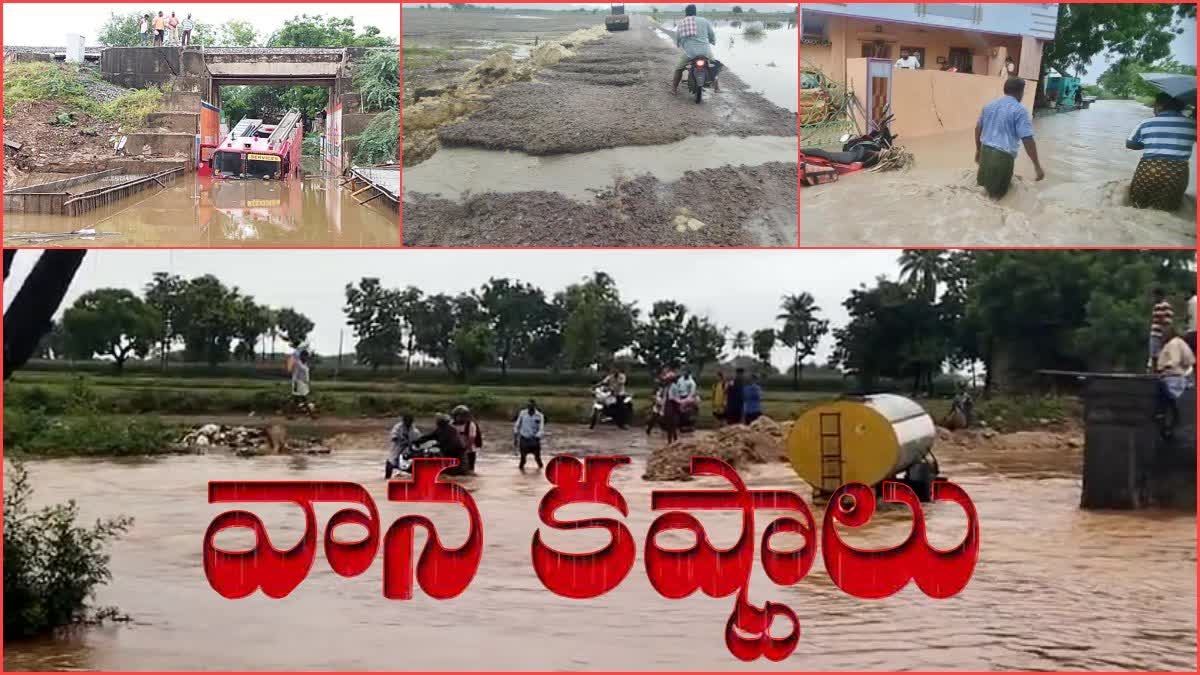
[1126,92,1196,212]
[975,77,1045,199]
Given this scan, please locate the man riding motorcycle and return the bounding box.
[413,414,471,475]
[671,4,720,96]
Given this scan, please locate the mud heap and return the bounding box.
[403,26,608,165]
[643,416,795,481]
[174,424,330,457]
[934,425,1083,453]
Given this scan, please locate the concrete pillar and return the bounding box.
[1080,376,1197,510]
[65,34,85,64]
[1017,35,1042,80]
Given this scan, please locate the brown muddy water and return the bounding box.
[801,100,1197,246]
[2,174,399,247]
[4,421,1195,671]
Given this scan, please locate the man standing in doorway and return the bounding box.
[975,77,1045,199]
[895,50,920,70]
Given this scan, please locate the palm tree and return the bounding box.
[776,292,829,390]
[898,249,946,303]
[732,330,749,355]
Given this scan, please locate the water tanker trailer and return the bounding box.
[786,394,943,502]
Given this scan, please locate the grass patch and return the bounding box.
[403,46,453,70]
[3,63,161,130]
[742,24,766,37]
[4,407,178,457]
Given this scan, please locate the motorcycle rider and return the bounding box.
[385,414,421,479]
[670,4,720,96]
[600,365,627,397]
[413,414,471,475]
[451,405,484,473]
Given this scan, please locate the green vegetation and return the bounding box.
[742,24,766,37]
[403,46,453,70]
[1043,4,1195,77]
[4,462,132,639]
[352,109,399,165]
[2,63,162,130]
[1094,57,1198,102]
[356,50,400,111]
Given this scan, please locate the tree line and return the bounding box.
[39,251,1195,393]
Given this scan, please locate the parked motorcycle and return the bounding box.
[590,385,633,429]
[799,104,898,168]
[685,56,722,104]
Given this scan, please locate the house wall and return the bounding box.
[844,57,1037,139]
[803,13,1031,80]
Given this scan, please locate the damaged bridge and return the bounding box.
[97,46,390,174]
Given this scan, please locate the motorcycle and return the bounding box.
[685,56,722,104]
[590,385,633,429]
[799,104,898,168]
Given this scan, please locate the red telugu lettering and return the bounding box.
[383,458,484,600]
[646,457,816,661]
[821,481,980,599]
[531,455,636,599]
[202,481,380,599]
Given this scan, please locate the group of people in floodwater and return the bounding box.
[976,78,1195,213]
[138,11,196,47]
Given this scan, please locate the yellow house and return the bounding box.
[802,3,1058,138]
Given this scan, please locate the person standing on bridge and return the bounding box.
[181,14,195,48]
[153,12,166,46]
[974,77,1045,199]
[168,12,180,46]
[671,4,720,96]
[139,14,151,46]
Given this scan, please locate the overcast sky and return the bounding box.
[3,250,902,370]
[2,3,400,46]
[1081,15,1196,84]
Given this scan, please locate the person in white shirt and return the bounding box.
[895,51,920,69]
[386,415,421,479]
[288,350,315,419]
[139,15,151,46]
[1155,324,1195,437]
[513,400,545,471]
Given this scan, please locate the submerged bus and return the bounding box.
[210,110,304,180]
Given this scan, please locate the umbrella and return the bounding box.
[1138,72,1197,103]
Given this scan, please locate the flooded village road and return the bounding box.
[3,173,399,247]
[5,421,1194,671]
[401,13,798,247]
[801,100,1197,246]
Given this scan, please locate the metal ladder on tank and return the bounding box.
[818,412,844,499]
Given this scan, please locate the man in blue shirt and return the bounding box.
[975,77,1045,199]
[1127,92,1196,212]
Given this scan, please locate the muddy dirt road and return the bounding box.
[5,420,1195,670]
[402,14,798,247]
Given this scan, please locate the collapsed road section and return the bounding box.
[401,10,798,247]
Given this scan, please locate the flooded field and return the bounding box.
[3,173,399,247]
[5,421,1194,671]
[401,10,798,247]
[801,99,1197,246]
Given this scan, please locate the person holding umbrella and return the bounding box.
[1126,85,1196,212]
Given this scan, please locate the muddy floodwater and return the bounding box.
[3,174,399,247]
[5,421,1194,671]
[801,100,1197,246]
